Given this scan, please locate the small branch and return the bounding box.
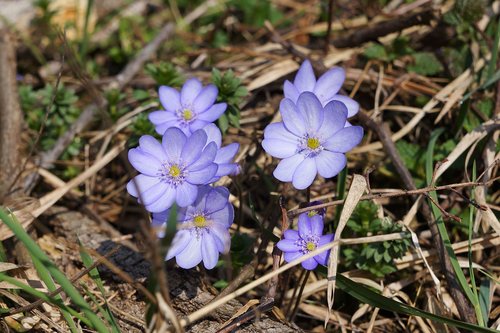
[331,8,435,48]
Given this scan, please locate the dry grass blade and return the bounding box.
[0,263,18,273]
[326,174,367,325]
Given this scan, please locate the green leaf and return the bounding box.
[408,52,444,76]
[363,43,388,61]
[337,274,498,333]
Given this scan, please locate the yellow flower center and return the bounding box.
[193,215,207,228]
[169,165,181,178]
[306,242,316,251]
[182,109,193,121]
[307,137,320,150]
[307,210,318,217]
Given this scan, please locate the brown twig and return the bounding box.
[324,0,334,54]
[331,8,435,48]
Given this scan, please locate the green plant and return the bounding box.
[211,69,247,133]
[342,201,411,277]
[145,62,184,87]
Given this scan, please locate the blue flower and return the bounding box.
[202,123,240,182]
[152,186,234,269]
[276,213,333,270]
[127,127,218,212]
[149,78,227,135]
[284,60,359,119]
[262,92,363,189]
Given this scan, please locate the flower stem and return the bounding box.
[288,270,311,322]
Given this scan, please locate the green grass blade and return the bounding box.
[336,274,498,333]
[425,129,477,307]
[0,208,109,332]
[79,242,121,333]
[0,272,90,326]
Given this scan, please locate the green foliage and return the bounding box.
[342,201,411,277]
[230,233,254,272]
[108,16,154,64]
[211,68,247,133]
[229,0,283,28]
[145,62,184,87]
[363,37,413,61]
[129,113,158,147]
[20,84,83,160]
[408,52,444,76]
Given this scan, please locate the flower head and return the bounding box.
[149,78,227,135]
[152,186,234,269]
[262,92,363,190]
[127,127,219,212]
[284,60,359,119]
[276,213,333,270]
[202,123,240,182]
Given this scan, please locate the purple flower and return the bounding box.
[127,127,218,212]
[262,92,363,190]
[149,78,227,136]
[202,123,240,182]
[152,186,234,269]
[284,60,359,119]
[276,213,333,270]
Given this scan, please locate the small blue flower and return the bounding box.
[127,127,218,212]
[284,60,359,119]
[276,213,333,270]
[152,186,234,269]
[202,123,240,182]
[262,92,363,190]
[149,78,227,135]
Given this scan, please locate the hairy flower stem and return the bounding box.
[284,268,306,318]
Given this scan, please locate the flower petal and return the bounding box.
[215,143,239,164]
[128,148,160,176]
[298,213,312,239]
[126,174,158,198]
[283,251,302,263]
[296,92,324,132]
[315,234,334,265]
[193,85,218,113]
[148,110,177,126]
[186,164,217,184]
[315,151,346,179]
[145,186,176,213]
[323,126,363,153]
[302,257,318,270]
[283,229,300,240]
[294,60,316,92]
[313,67,345,104]
[205,186,229,212]
[262,139,297,159]
[210,204,234,228]
[264,122,298,144]
[139,135,167,161]
[166,230,191,260]
[292,157,317,190]
[331,94,359,118]
[202,123,222,147]
[283,80,300,103]
[277,239,300,252]
[197,103,227,122]
[154,120,182,136]
[280,98,306,136]
[188,142,217,171]
[181,129,207,165]
[309,215,324,236]
[211,223,231,253]
[201,233,220,269]
[175,237,202,269]
[159,86,181,112]
[273,154,305,182]
[175,183,198,207]
[317,100,348,139]
[162,127,187,161]
[181,78,203,106]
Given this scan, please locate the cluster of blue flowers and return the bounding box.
[263,60,363,270]
[127,79,239,269]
